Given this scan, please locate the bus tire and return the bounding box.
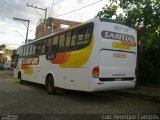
[46,76,57,95]
[18,72,23,84]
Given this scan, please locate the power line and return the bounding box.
[28,0,104,34]
[26,3,47,35]
[55,0,105,17]
[5,43,23,45]
[21,21,28,28]
[26,3,47,19]
[34,8,44,18]
[15,30,25,40]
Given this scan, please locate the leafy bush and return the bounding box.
[97,0,160,84]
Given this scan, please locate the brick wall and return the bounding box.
[35,18,80,39]
[52,18,79,33]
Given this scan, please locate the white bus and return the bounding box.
[14,18,137,94]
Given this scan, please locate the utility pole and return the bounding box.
[26,3,47,36]
[13,17,30,43]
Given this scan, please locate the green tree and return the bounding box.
[97,0,160,84]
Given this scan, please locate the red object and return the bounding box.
[92,66,99,78]
[121,41,136,46]
[50,52,71,64]
[113,53,126,58]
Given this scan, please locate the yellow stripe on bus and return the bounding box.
[112,42,130,50]
[24,67,33,74]
[59,36,94,68]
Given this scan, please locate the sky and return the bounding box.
[0,0,110,49]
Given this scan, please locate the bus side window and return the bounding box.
[52,36,59,51]
[32,43,37,55]
[46,37,53,53]
[29,44,33,56]
[66,32,71,49]
[36,41,42,54]
[84,25,92,40]
[41,40,47,54]
[76,24,93,47]
[20,46,23,57]
[77,27,85,41]
[59,34,65,50]
[25,45,29,56]
[71,30,77,47]
[22,45,26,57]
[16,47,21,57]
[77,27,86,46]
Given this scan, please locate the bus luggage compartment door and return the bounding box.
[99,50,136,81]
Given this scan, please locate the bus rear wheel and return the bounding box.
[46,76,56,95]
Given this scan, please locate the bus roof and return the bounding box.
[99,18,136,29]
[21,18,136,47]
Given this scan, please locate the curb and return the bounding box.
[107,90,160,103]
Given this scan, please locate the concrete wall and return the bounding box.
[0,45,13,62]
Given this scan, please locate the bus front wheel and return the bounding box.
[46,76,57,95]
[18,72,24,84]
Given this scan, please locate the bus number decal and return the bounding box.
[46,54,56,60]
[113,53,127,58]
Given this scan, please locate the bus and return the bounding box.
[14,18,137,94]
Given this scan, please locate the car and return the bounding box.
[4,62,13,70]
[0,64,4,70]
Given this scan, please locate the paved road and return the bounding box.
[0,70,160,119]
